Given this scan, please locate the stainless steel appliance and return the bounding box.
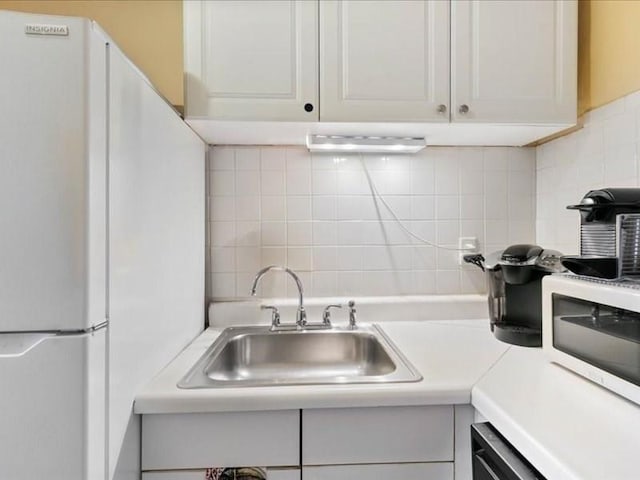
[467,244,564,347]
[543,275,640,406]
[562,188,640,279]
[471,423,545,480]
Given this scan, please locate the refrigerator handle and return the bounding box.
[0,333,53,357]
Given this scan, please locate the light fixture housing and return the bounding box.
[306,135,427,154]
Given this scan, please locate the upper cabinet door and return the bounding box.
[184,0,318,121]
[320,0,450,122]
[451,0,577,124]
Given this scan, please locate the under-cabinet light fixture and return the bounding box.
[306,135,427,154]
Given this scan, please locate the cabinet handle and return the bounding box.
[437,104,447,114]
[459,104,470,114]
[304,103,314,112]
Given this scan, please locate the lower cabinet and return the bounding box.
[303,463,453,480]
[141,410,300,470]
[141,405,470,480]
[141,468,300,480]
[303,405,454,464]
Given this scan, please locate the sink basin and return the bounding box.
[178,324,422,388]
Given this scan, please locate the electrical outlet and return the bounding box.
[458,236,479,266]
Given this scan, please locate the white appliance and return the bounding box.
[543,275,640,406]
[0,10,205,480]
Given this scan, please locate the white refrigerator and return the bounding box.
[0,10,205,480]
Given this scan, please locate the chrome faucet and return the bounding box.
[250,266,307,327]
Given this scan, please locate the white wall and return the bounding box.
[536,90,640,255]
[207,146,536,300]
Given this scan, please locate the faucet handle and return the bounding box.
[347,300,357,329]
[261,305,281,330]
[322,304,342,326]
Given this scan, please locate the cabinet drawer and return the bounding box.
[303,463,453,480]
[142,411,299,470]
[302,406,453,465]
[142,468,301,480]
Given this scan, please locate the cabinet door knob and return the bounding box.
[459,104,470,114]
[437,104,447,114]
[304,103,314,112]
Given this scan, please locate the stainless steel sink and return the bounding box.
[178,324,422,388]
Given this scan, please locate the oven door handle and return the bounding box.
[474,452,501,480]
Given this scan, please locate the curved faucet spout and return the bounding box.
[250,266,306,326]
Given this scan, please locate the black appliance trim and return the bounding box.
[471,422,545,480]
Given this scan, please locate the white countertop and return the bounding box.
[473,347,640,480]
[134,319,509,414]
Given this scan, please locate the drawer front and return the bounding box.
[142,411,299,470]
[303,463,453,480]
[142,468,301,480]
[302,406,453,465]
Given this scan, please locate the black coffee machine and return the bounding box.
[466,244,564,347]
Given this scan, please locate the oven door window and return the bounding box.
[552,294,640,386]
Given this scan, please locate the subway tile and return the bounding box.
[261,247,286,267]
[436,270,460,294]
[211,247,236,273]
[286,169,311,195]
[312,170,338,195]
[236,170,260,195]
[312,271,338,296]
[261,195,286,221]
[236,247,262,272]
[260,147,286,170]
[311,152,339,170]
[312,196,337,220]
[261,221,286,246]
[210,170,235,196]
[287,195,312,221]
[411,195,436,220]
[337,271,363,296]
[236,273,256,298]
[337,169,368,195]
[337,246,363,271]
[436,195,460,220]
[210,196,235,221]
[235,196,260,221]
[337,195,363,221]
[211,273,236,298]
[287,247,312,271]
[203,144,542,297]
[235,147,260,170]
[236,221,261,246]
[312,221,338,245]
[411,166,435,195]
[261,170,285,195]
[210,221,236,247]
[313,246,338,271]
[460,195,483,220]
[338,221,364,246]
[210,147,235,170]
[286,147,311,170]
[287,221,312,245]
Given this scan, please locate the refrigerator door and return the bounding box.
[0,328,107,480]
[107,42,205,479]
[0,11,107,332]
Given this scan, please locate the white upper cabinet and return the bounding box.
[319,0,450,122]
[183,0,577,145]
[451,0,577,124]
[184,0,319,121]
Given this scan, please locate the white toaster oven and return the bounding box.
[543,274,640,406]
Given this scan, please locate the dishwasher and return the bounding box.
[471,423,546,480]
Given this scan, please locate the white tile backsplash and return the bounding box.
[535,90,640,255]
[207,146,536,299]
